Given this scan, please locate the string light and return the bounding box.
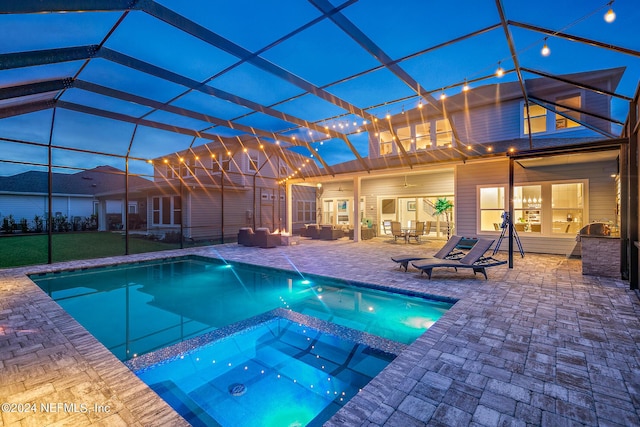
[439,92,446,101]
[418,100,423,109]
[604,1,615,23]
[496,62,504,77]
[541,37,551,56]
[462,80,470,92]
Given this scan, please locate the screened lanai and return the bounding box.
[0,1,639,285]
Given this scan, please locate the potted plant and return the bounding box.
[433,198,454,239]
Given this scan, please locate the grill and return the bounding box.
[578,222,611,237]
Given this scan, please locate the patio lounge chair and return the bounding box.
[411,238,506,279]
[391,235,464,271]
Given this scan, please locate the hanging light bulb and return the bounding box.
[439,91,446,101]
[418,100,423,109]
[604,1,616,23]
[496,62,504,77]
[541,38,551,56]
[462,79,470,92]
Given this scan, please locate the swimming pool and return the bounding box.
[32,256,452,360]
[31,255,453,426]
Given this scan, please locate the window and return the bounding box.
[212,153,230,172]
[180,159,194,177]
[555,95,581,130]
[514,185,542,233]
[435,119,452,147]
[152,196,181,225]
[397,126,412,152]
[524,104,547,134]
[415,123,431,150]
[248,152,259,171]
[323,200,334,224]
[479,187,505,231]
[551,183,583,234]
[296,200,316,222]
[165,164,177,178]
[379,131,393,155]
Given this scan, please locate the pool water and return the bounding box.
[135,318,394,427]
[32,256,452,360]
[31,255,453,426]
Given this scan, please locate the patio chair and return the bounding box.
[390,221,405,242]
[391,235,464,271]
[408,221,425,243]
[254,228,280,248]
[319,225,344,240]
[382,220,392,235]
[411,238,506,279]
[237,227,256,246]
[301,224,320,239]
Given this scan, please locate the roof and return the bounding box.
[0,165,150,195]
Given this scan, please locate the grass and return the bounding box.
[0,232,184,269]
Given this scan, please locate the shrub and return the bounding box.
[2,215,15,234]
[162,231,182,243]
[33,215,44,233]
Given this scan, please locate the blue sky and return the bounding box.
[1,0,638,177]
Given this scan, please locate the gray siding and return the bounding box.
[453,101,522,144]
[455,158,617,255]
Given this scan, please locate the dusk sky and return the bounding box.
[1,0,639,177]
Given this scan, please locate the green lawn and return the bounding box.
[0,232,184,269]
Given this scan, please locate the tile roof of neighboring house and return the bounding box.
[0,165,150,195]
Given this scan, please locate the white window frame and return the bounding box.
[477,179,588,236]
[151,195,182,226]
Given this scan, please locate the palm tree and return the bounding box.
[433,197,454,239]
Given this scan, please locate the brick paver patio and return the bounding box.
[1,236,638,426]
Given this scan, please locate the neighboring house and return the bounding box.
[306,67,623,255]
[96,137,317,241]
[0,165,150,231]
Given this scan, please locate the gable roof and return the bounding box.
[0,165,150,195]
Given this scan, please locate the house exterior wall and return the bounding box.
[455,158,617,255]
[0,194,94,223]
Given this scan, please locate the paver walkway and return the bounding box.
[1,237,638,426]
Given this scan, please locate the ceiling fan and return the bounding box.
[399,175,417,188]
